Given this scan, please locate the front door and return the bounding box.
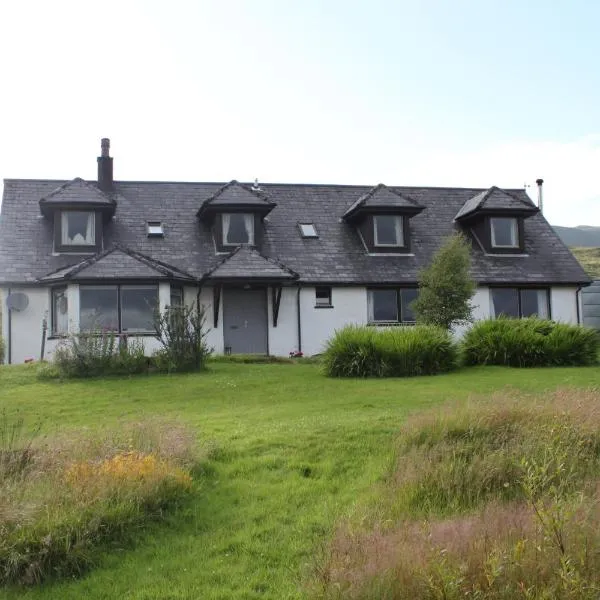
[223,288,268,354]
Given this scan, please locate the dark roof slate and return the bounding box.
[196,180,275,218]
[455,186,538,220]
[0,178,590,286]
[205,246,297,281]
[39,177,116,207]
[343,183,423,220]
[38,246,195,282]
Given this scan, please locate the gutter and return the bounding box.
[296,285,302,353]
[576,285,582,325]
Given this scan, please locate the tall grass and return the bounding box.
[322,325,458,377]
[462,317,599,367]
[316,388,600,599]
[0,417,199,585]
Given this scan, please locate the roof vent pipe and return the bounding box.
[536,178,544,214]
[97,138,114,192]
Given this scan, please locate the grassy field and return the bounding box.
[570,246,600,278]
[1,362,600,599]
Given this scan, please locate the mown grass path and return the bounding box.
[1,363,599,599]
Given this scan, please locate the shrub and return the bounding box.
[0,418,199,585]
[52,331,149,378]
[462,317,599,367]
[154,302,212,373]
[322,325,458,377]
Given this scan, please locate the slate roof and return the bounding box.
[343,183,424,220]
[196,180,275,218]
[0,178,590,286]
[39,177,116,208]
[204,246,298,281]
[455,186,538,221]
[38,246,195,282]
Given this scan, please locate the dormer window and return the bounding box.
[490,217,518,249]
[223,213,254,246]
[61,211,95,246]
[374,215,404,247]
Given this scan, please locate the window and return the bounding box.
[373,215,404,247]
[491,288,550,318]
[368,288,418,323]
[222,213,254,245]
[299,223,318,238]
[80,285,158,333]
[170,285,184,307]
[51,287,68,336]
[147,221,164,237]
[315,286,332,307]
[490,217,518,248]
[61,211,95,246]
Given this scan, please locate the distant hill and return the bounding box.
[553,225,600,247]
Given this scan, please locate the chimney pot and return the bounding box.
[536,178,544,186]
[101,138,110,158]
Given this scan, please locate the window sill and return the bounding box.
[367,322,416,327]
[47,335,69,340]
[367,252,415,257]
[314,304,334,309]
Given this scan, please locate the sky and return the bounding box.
[1,0,599,226]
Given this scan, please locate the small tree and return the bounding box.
[412,233,476,330]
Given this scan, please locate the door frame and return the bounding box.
[222,285,270,355]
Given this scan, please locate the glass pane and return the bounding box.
[300,223,318,237]
[400,289,418,323]
[374,216,402,246]
[224,213,252,244]
[170,286,183,307]
[491,218,517,247]
[521,289,549,318]
[62,211,95,245]
[52,288,68,335]
[315,287,331,305]
[492,288,519,318]
[80,286,118,331]
[121,286,158,332]
[369,290,398,321]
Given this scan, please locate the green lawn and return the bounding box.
[1,362,600,599]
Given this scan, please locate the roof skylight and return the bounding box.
[147,221,164,237]
[299,223,318,238]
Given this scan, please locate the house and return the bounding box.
[0,139,590,364]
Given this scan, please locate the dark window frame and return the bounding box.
[221,212,255,246]
[367,287,418,324]
[373,215,404,247]
[54,209,103,253]
[491,287,551,319]
[358,214,412,254]
[79,284,159,334]
[299,223,319,238]
[50,286,69,337]
[170,285,184,307]
[483,216,525,254]
[315,286,333,308]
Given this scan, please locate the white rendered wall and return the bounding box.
[551,287,579,324]
[452,287,491,339]
[197,286,224,354]
[267,287,299,356]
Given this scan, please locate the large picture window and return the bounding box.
[373,215,404,247]
[222,213,254,245]
[490,217,518,248]
[491,288,550,318]
[368,288,418,323]
[61,211,95,246]
[80,285,158,332]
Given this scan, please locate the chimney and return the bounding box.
[97,138,113,192]
[535,178,544,213]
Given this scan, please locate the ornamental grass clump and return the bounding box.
[0,417,199,586]
[462,317,599,367]
[316,388,600,600]
[322,325,458,377]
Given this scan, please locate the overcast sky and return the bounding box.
[1,0,599,226]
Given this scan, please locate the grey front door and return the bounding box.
[223,288,268,354]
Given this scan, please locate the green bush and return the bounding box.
[53,331,149,378]
[322,325,458,377]
[462,317,599,367]
[154,303,212,373]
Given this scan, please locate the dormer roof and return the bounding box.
[454,186,538,222]
[38,177,117,218]
[204,245,297,282]
[342,183,424,223]
[196,180,276,221]
[38,246,195,283]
